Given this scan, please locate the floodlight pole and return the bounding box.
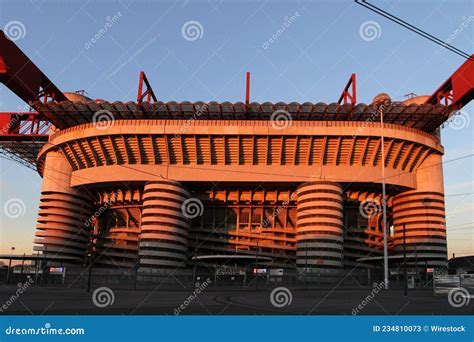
[380,108,389,290]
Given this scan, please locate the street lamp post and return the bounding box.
[372,93,391,290]
[41,247,47,286]
[87,252,93,293]
[87,228,97,293]
[403,223,408,296]
[305,242,308,284]
[192,235,198,286]
[6,246,15,283]
[133,255,141,291]
[134,237,141,291]
[255,239,259,290]
[34,251,40,284]
[20,253,25,283]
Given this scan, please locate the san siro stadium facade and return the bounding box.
[31,93,449,279]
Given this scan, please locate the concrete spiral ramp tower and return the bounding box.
[139,180,191,269]
[34,150,93,263]
[296,181,344,270]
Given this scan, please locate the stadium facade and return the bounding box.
[32,95,448,273]
[2,31,471,278]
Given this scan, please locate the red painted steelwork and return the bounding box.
[0,112,49,142]
[246,71,250,105]
[137,71,157,104]
[337,73,357,105]
[0,31,66,105]
[426,55,474,107]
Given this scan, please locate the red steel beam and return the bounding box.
[137,71,157,104]
[337,73,357,105]
[0,30,67,129]
[426,55,474,108]
[0,30,67,105]
[245,71,250,105]
[0,112,49,142]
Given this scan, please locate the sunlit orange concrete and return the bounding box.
[34,100,448,270]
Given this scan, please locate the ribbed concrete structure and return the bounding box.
[187,189,297,269]
[296,182,344,269]
[34,151,93,261]
[139,180,190,268]
[392,153,447,266]
[93,188,142,267]
[342,198,385,269]
[1,28,469,280]
[29,99,450,274]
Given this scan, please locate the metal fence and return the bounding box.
[1,266,388,290]
[434,273,474,295]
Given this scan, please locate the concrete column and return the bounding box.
[296,181,344,269]
[34,150,93,262]
[392,153,447,267]
[139,180,190,268]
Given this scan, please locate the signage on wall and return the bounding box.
[253,268,267,274]
[49,267,66,274]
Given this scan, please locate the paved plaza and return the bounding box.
[0,285,471,315]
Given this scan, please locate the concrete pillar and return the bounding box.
[296,181,344,269]
[392,153,447,267]
[34,150,93,262]
[139,180,190,268]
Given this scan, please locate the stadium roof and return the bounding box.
[32,100,454,133]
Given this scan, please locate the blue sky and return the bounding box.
[0,0,472,257]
